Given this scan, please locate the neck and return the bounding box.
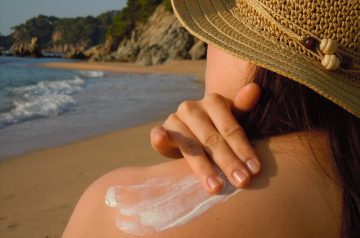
[253,130,340,184]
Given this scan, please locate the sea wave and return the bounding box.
[78,70,105,78]
[0,77,85,128]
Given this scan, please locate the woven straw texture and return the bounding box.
[171,0,360,118]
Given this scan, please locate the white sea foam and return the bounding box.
[78,70,105,78]
[0,77,84,128]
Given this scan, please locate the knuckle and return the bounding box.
[166,113,178,124]
[207,93,223,101]
[177,100,197,115]
[203,93,223,105]
[203,133,222,148]
[222,123,243,138]
[204,93,231,107]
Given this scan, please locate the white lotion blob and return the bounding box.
[105,186,117,208]
[105,174,242,235]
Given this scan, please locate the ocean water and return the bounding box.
[0,57,204,159]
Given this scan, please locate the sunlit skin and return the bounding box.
[205,45,255,99]
[62,45,342,238]
[150,45,261,193]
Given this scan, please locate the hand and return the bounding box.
[150,83,261,194]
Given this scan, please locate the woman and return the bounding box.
[63,0,359,237]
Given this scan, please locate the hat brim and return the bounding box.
[171,0,360,118]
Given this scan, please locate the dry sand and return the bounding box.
[41,59,207,81]
[0,121,170,238]
[0,60,206,238]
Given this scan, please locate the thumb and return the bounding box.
[233,83,261,117]
[150,126,182,159]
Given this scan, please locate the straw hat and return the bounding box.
[171,0,360,118]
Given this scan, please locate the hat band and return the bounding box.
[235,0,360,80]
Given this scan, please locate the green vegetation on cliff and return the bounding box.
[107,0,166,41]
[12,15,58,47]
[0,34,14,49]
[1,0,173,51]
[54,17,104,46]
[162,0,173,12]
[10,13,117,49]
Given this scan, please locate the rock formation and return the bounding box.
[85,36,118,61]
[189,39,207,60]
[106,5,207,65]
[12,37,43,58]
[6,5,206,64]
[66,49,88,60]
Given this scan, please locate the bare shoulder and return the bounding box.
[63,132,342,238]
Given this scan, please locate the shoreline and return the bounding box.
[0,59,205,237]
[0,60,206,160]
[41,59,207,81]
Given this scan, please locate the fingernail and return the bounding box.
[206,176,222,193]
[232,170,247,186]
[246,159,260,174]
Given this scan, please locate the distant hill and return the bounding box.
[2,0,170,51]
[9,11,119,51]
[0,0,206,64]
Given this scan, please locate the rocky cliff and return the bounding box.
[2,5,205,64]
[2,12,115,58]
[88,5,207,65]
[11,37,43,58]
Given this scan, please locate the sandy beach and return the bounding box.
[41,60,207,81]
[0,60,206,238]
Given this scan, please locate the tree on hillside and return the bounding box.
[11,13,116,49]
[55,16,105,47]
[12,15,58,47]
[162,0,173,11]
[107,0,163,42]
[97,11,119,27]
[7,1,172,52]
[0,34,14,49]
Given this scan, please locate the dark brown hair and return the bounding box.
[243,67,360,237]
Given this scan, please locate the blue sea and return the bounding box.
[0,56,203,159]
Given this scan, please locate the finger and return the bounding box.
[233,82,261,117]
[150,126,182,159]
[204,95,261,175]
[176,100,250,188]
[164,114,223,194]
